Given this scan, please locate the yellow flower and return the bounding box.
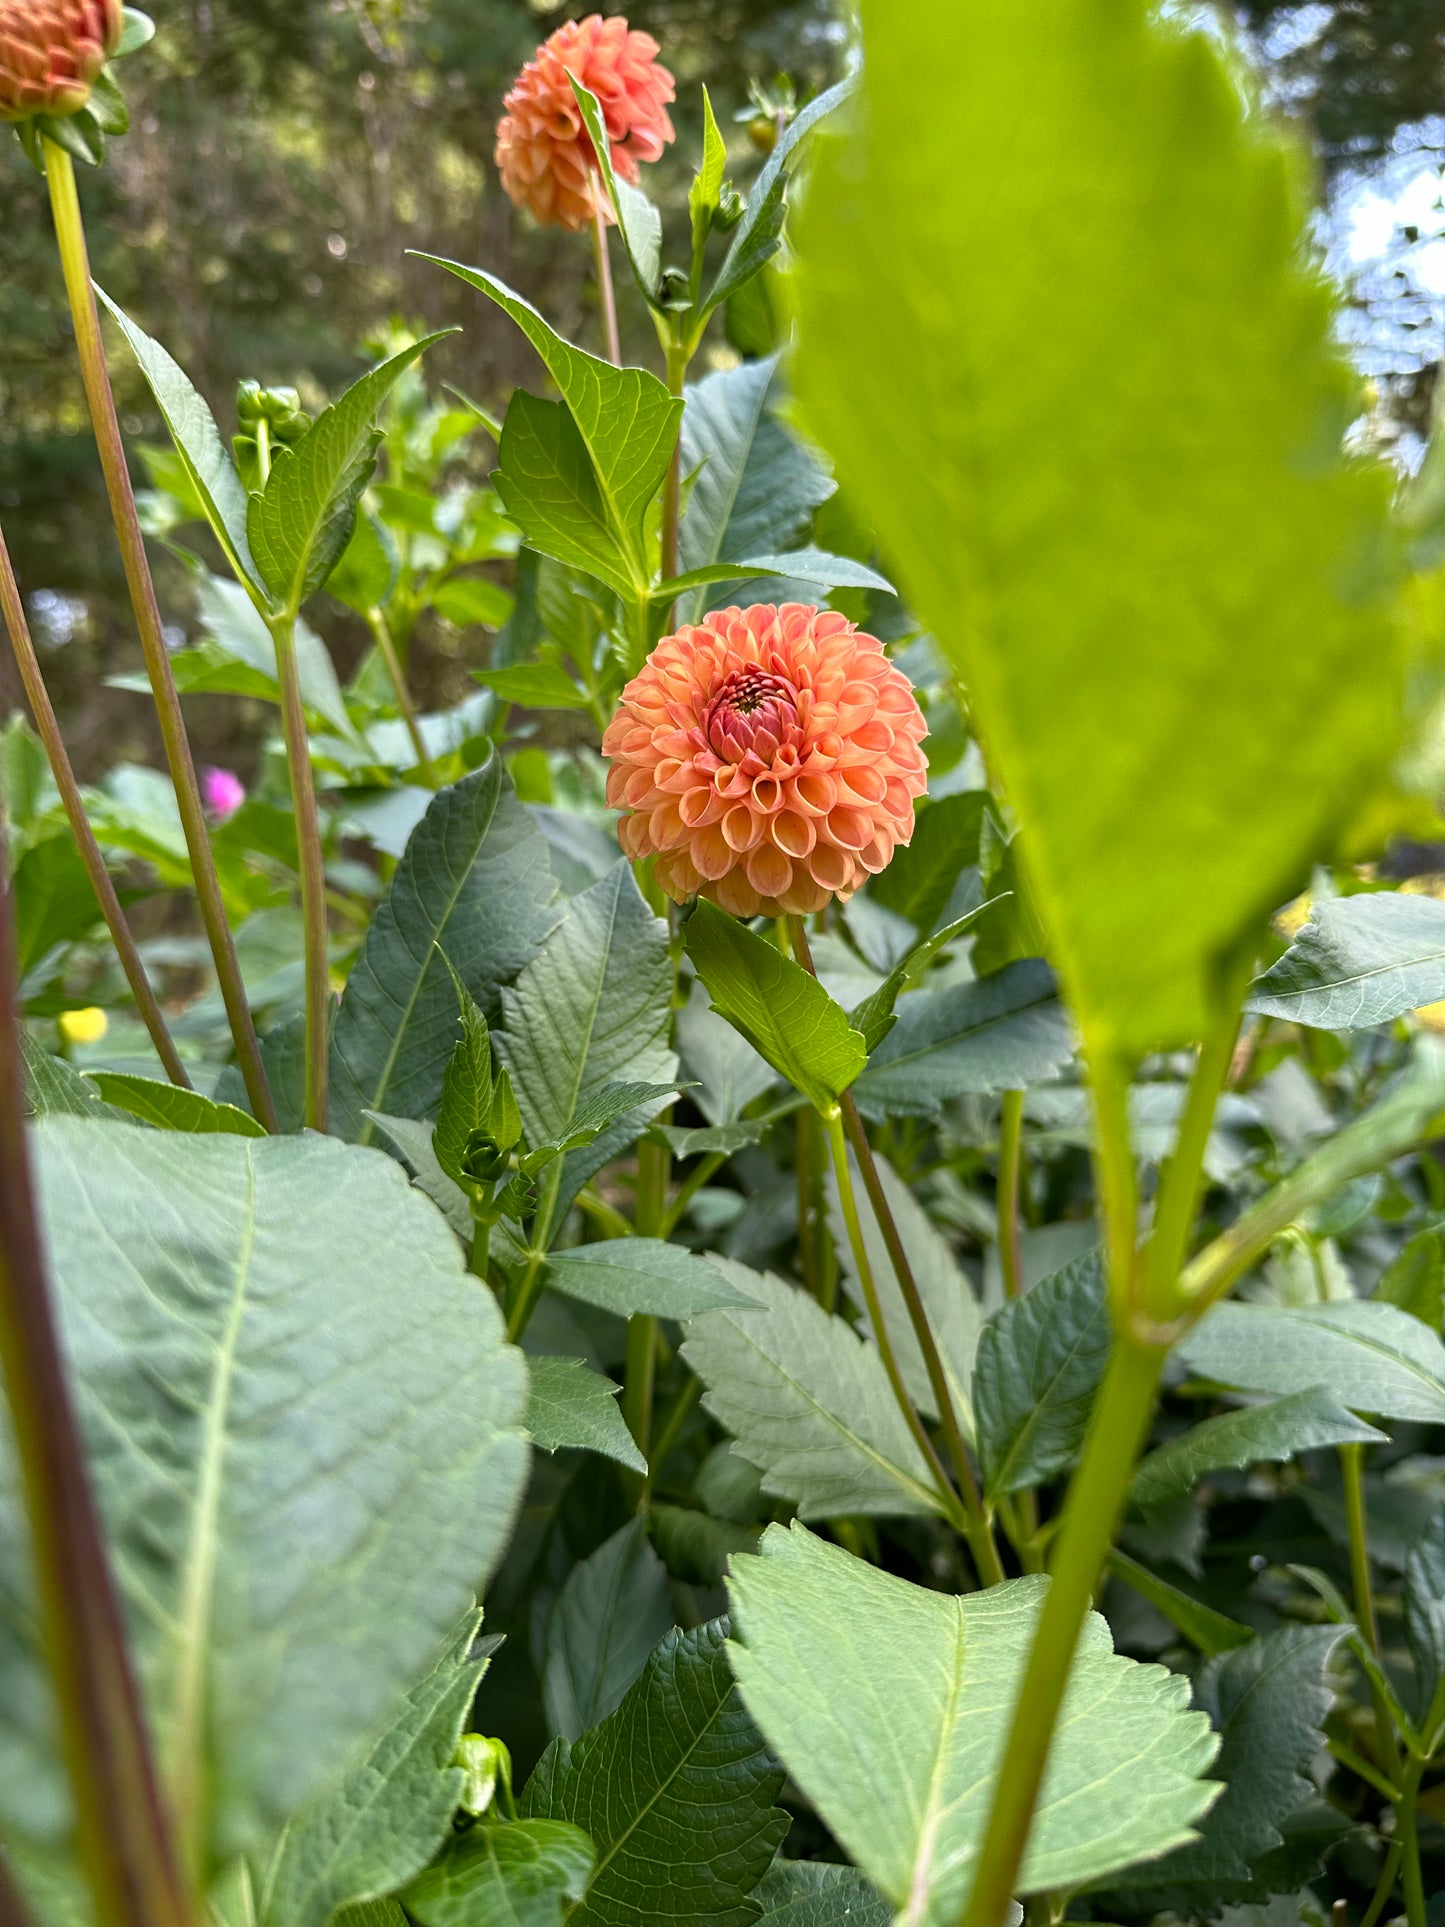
[58,1005,108,1045]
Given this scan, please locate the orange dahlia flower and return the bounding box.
[0,0,122,122]
[603,604,928,919]
[495,13,675,233]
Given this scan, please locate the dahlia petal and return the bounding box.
[746,843,793,901]
[714,868,762,918]
[770,810,816,860]
[826,806,873,852]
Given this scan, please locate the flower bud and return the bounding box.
[0,0,124,124]
[452,1734,512,1817]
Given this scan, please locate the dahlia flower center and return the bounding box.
[705,668,800,762]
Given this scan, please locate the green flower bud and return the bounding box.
[452,1733,511,1817]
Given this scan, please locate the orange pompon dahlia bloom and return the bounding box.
[603,604,928,920]
[0,0,122,121]
[495,13,675,233]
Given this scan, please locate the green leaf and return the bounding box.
[1178,1299,1445,1422]
[751,1863,890,1927]
[705,78,857,320]
[1247,892,1445,1030]
[0,1122,528,1870]
[417,259,682,592]
[500,864,675,1212]
[869,793,988,933]
[364,1112,472,1243]
[974,1250,1109,1500]
[683,901,865,1111]
[520,1619,787,1927]
[852,958,1073,1121]
[404,1822,596,1927]
[1109,1627,1346,1895]
[13,836,100,976]
[474,664,590,711]
[655,551,892,604]
[826,1150,981,1432]
[96,289,260,592]
[1130,1389,1387,1515]
[542,1519,673,1742]
[520,1081,678,1175]
[728,1525,1219,1922]
[329,757,559,1145]
[676,356,834,623]
[647,1507,759,1589]
[86,1073,268,1137]
[257,1612,491,1927]
[18,1033,135,1124]
[544,1241,757,1320]
[847,902,995,1054]
[793,2,1398,1062]
[688,87,729,271]
[1105,1551,1254,1657]
[1375,1225,1445,1328]
[495,391,640,599]
[429,576,513,630]
[675,980,778,1125]
[1404,1505,1445,1720]
[650,1120,766,1159]
[568,80,662,305]
[248,333,454,612]
[525,1357,645,1476]
[681,1262,944,1519]
[192,572,354,741]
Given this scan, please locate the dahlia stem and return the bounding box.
[365,605,435,785]
[0,848,192,1927]
[0,519,190,1089]
[42,139,276,1133]
[268,617,330,1133]
[624,1134,670,1457]
[591,202,621,366]
[997,1089,1026,1299]
[660,336,687,590]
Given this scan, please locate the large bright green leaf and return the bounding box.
[1178,1299,1445,1422]
[499,863,675,1212]
[97,289,259,592]
[852,959,1073,1121]
[1109,1627,1346,1896]
[683,901,865,1111]
[728,1526,1220,1924]
[330,757,559,1144]
[495,392,639,600]
[974,1251,1109,1499]
[1247,892,1445,1030]
[418,259,681,593]
[794,0,1399,1060]
[521,1619,787,1927]
[542,1520,673,1743]
[1129,1389,1386,1515]
[248,333,454,612]
[258,1612,491,1927]
[0,1122,529,1873]
[524,1357,645,1476]
[404,1822,596,1927]
[681,1262,944,1519]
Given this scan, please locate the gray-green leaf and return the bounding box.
[524,1358,645,1476]
[1178,1299,1445,1423]
[404,1821,595,1927]
[751,1863,890,1927]
[542,1519,673,1742]
[543,1242,757,1320]
[974,1250,1109,1500]
[1130,1389,1386,1516]
[1247,893,1445,1030]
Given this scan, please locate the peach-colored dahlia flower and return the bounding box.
[495,13,675,233]
[603,604,928,919]
[0,0,122,122]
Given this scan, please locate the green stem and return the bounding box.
[1142,1009,1241,1322]
[624,1136,670,1454]
[961,1330,1169,1927]
[1341,1442,1405,1784]
[1090,1047,1138,1321]
[659,1148,725,1238]
[645,1375,702,1498]
[796,1102,823,1301]
[1398,1753,1428,1927]
[660,339,687,591]
[578,1186,635,1241]
[591,202,621,366]
[270,618,330,1133]
[43,139,276,1133]
[1325,1737,1401,1804]
[366,607,435,784]
[0,519,190,1088]
[0,841,190,1927]
[469,1207,492,1282]
[997,1089,1026,1299]
[1359,1840,1405,1927]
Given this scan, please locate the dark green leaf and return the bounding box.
[521,1619,787,1927]
[1375,1225,1445,1328]
[847,902,995,1054]
[525,1357,645,1476]
[474,665,590,711]
[13,837,99,976]
[1106,1551,1254,1657]
[520,1081,678,1174]
[751,1863,890,1927]
[495,391,639,599]
[1130,1389,1386,1515]
[974,1250,1109,1499]
[869,793,988,934]
[405,1821,595,1927]
[683,901,865,1111]
[1247,892,1445,1030]
[1404,1505,1445,1720]
[330,757,559,1144]
[542,1519,673,1742]
[86,1073,268,1138]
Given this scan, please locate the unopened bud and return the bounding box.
[0,0,124,123]
[713,181,745,233]
[453,1733,511,1817]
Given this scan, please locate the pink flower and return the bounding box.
[202,766,245,821]
[602,604,928,919]
[495,14,675,233]
[0,0,123,122]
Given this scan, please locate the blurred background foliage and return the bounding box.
[0,0,1441,779]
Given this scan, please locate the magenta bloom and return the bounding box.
[202,766,246,820]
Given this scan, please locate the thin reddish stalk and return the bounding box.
[0,520,190,1088]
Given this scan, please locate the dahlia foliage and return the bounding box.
[0,0,121,122]
[495,12,675,231]
[603,604,928,917]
